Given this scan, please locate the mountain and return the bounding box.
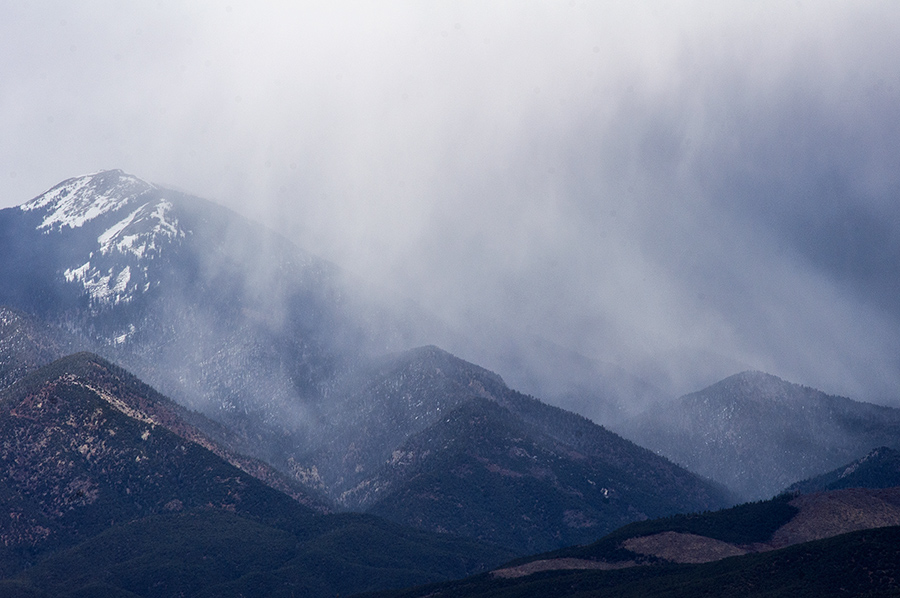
[4,169,897,594]
[7,172,468,449]
[363,398,728,554]
[377,488,900,598]
[620,371,900,500]
[0,313,734,558]
[0,352,514,595]
[0,171,736,549]
[0,170,535,473]
[0,170,373,453]
[787,447,900,494]
[434,329,667,428]
[288,345,734,554]
[0,170,662,462]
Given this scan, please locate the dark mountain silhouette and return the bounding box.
[787,446,900,494]
[621,371,900,500]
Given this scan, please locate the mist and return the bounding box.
[2,2,900,406]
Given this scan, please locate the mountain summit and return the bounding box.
[19,170,183,309]
[1,170,352,428]
[21,170,154,231]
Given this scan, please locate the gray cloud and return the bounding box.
[2,2,900,405]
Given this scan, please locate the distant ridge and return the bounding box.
[622,370,900,500]
[787,447,900,494]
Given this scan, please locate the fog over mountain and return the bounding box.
[2,2,900,406]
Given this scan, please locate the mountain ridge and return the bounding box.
[319,345,736,554]
[787,447,900,494]
[2,169,669,430]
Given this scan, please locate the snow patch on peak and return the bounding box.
[97,206,142,249]
[21,170,152,231]
[115,324,136,345]
[64,262,92,284]
[64,263,134,306]
[98,199,183,260]
[40,172,188,310]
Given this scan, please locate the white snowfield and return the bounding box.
[21,170,151,231]
[98,199,183,260]
[26,171,186,308]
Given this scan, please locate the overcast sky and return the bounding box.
[2,2,900,403]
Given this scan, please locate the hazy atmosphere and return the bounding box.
[3,1,900,404]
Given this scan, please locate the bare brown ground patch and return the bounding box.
[492,488,900,578]
[623,531,747,564]
[492,558,636,579]
[768,487,900,548]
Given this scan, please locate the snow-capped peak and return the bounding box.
[21,170,153,231]
[21,170,188,311]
